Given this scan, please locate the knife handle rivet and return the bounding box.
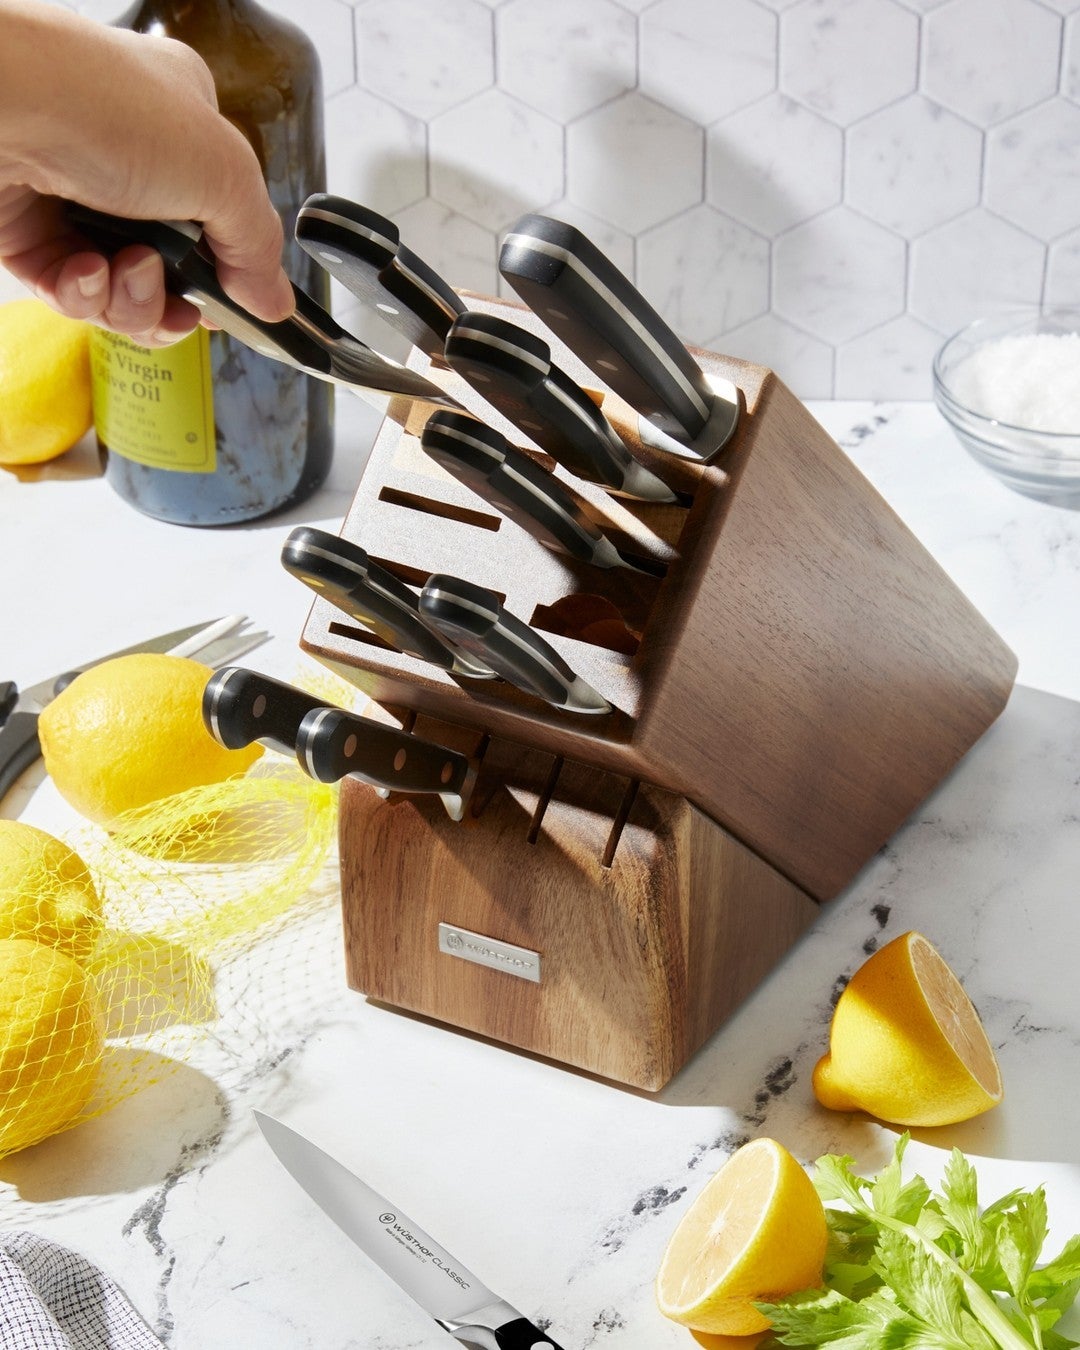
[252,694,267,718]
[317,249,343,265]
[598,358,619,373]
[376,302,401,317]
[394,749,407,771]
[546,307,569,321]
[343,733,358,757]
[440,761,453,784]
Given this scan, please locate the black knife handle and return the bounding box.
[296,706,472,819]
[201,667,327,756]
[444,312,674,502]
[499,212,714,442]
[281,526,481,675]
[419,575,611,715]
[0,681,17,724]
[381,243,466,349]
[0,711,41,801]
[494,1319,564,1349]
[65,204,338,376]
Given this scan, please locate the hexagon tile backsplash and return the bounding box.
[57,0,1080,400]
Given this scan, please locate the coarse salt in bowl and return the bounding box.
[933,309,1080,507]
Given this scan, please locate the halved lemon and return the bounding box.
[812,930,1002,1127]
[656,1137,827,1335]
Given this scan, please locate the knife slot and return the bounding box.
[529,595,643,658]
[327,621,399,654]
[526,755,563,844]
[377,486,502,532]
[601,777,640,869]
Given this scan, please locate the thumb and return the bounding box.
[197,128,296,323]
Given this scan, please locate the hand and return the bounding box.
[0,0,295,345]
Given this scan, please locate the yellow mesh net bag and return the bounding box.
[0,755,338,1161]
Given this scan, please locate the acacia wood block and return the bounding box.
[337,745,819,1092]
[302,294,1016,901]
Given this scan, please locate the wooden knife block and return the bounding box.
[301,294,1016,1091]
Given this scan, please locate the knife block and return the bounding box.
[300,293,1016,1091]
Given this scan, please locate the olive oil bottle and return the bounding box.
[89,0,333,525]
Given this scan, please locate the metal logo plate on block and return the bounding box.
[438,923,541,983]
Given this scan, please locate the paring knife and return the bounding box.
[295,704,474,820]
[296,195,465,358]
[1,617,262,802]
[66,204,460,411]
[498,213,739,455]
[281,526,495,680]
[254,1112,564,1349]
[418,575,611,716]
[443,311,677,504]
[421,411,658,575]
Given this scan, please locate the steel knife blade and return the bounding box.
[254,1113,564,1348]
[420,411,653,573]
[418,575,611,716]
[1,617,229,801]
[281,526,495,680]
[443,311,676,503]
[66,204,460,411]
[295,705,475,820]
[201,666,330,757]
[296,196,465,358]
[499,213,739,454]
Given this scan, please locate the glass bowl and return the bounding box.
[933,309,1080,507]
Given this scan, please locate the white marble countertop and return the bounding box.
[1,396,1078,1348]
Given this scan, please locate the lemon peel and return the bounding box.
[0,298,92,465]
[39,652,262,828]
[812,929,1002,1127]
[0,821,103,962]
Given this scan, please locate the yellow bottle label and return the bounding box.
[90,328,216,472]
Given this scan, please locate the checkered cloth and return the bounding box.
[0,1232,166,1349]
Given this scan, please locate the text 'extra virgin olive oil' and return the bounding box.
[90,0,333,526]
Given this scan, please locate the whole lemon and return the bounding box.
[38,653,262,828]
[0,937,104,1155]
[0,821,103,962]
[0,298,92,465]
[656,1137,827,1336]
[812,930,1003,1127]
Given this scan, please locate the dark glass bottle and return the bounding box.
[89,0,333,526]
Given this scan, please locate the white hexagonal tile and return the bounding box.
[326,86,427,215]
[846,95,982,237]
[393,199,500,297]
[358,0,494,119]
[1046,229,1080,305]
[429,90,563,232]
[708,94,842,236]
[637,206,769,346]
[835,314,944,399]
[909,209,1046,334]
[1036,0,1080,13]
[985,100,1080,242]
[772,207,906,343]
[779,0,918,126]
[720,313,835,399]
[923,0,1061,127]
[891,0,950,9]
[1065,15,1080,103]
[640,0,777,124]
[496,0,636,122]
[566,94,703,234]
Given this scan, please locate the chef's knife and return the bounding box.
[499,213,739,454]
[418,575,611,716]
[281,526,495,680]
[201,666,329,756]
[254,1112,564,1349]
[420,411,656,574]
[66,204,461,411]
[0,617,254,801]
[295,705,474,820]
[296,195,465,358]
[443,312,677,503]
